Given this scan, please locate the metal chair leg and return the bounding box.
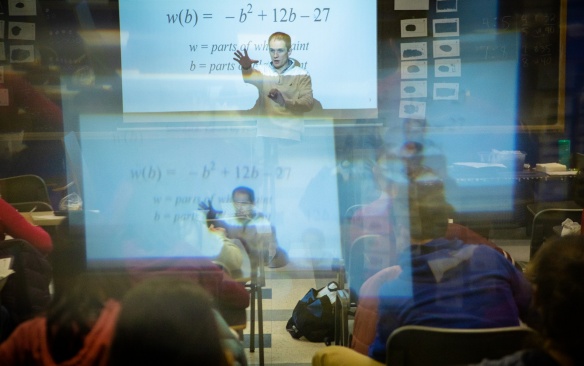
[257,282,264,366]
[249,282,256,352]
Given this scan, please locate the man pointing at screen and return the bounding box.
[233,31,314,141]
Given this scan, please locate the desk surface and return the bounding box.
[20,212,66,226]
[448,167,580,182]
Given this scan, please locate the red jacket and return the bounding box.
[0,300,121,366]
[0,198,53,254]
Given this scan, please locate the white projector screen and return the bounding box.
[118,0,377,118]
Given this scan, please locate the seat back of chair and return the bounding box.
[0,239,52,326]
[9,201,54,212]
[386,325,534,366]
[0,175,53,210]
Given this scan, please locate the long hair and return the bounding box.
[108,277,230,366]
[526,235,584,364]
[46,272,130,363]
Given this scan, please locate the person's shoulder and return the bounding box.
[6,315,47,339]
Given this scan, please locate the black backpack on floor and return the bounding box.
[286,281,338,344]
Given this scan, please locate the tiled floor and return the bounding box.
[242,259,338,366]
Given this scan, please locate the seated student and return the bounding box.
[348,143,515,280]
[0,197,52,255]
[108,276,245,366]
[313,174,532,366]
[349,223,517,356]
[201,186,288,268]
[206,217,249,280]
[0,273,129,365]
[470,235,584,366]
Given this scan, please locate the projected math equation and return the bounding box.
[166,4,331,27]
[130,163,292,182]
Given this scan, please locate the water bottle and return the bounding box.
[558,139,571,168]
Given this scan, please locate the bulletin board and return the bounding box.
[382,0,567,131]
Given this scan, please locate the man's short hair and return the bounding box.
[269,32,292,50]
[232,186,255,204]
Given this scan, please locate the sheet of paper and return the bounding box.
[433,39,460,58]
[433,18,460,37]
[401,42,428,60]
[399,100,426,119]
[8,22,36,41]
[401,18,428,38]
[401,60,428,79]
[10,44,34,63]
[0,257,15,280]
[9,0,36,16]
[0,257,12,272]
[401,80,427,98]
[395,0,429,11]
[453,162,506,169]
[435,58,462,77]
[433,83,459,100]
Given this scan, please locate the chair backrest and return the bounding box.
[0,175,53,211]
[386,325,535,366]
[0,239,53,327]
[8,201,54,213]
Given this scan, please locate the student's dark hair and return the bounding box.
[232,186,255,204]
[525,235,584,364]
[108,277,230,366]
[407,178,452,241]
[46,272,131,363]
